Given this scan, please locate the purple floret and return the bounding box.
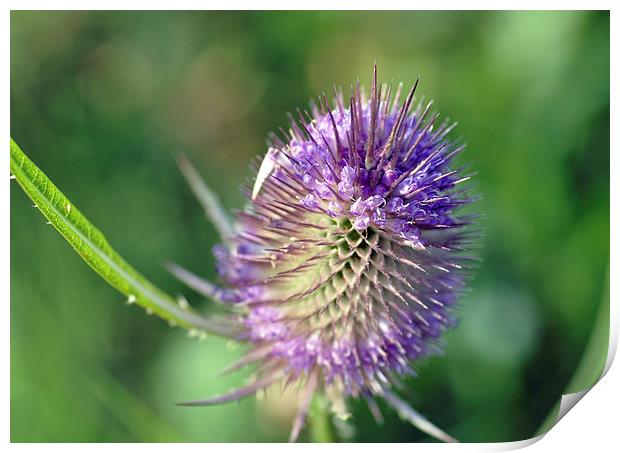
[177,67,476,442]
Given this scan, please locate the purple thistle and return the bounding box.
[170,66,477,442]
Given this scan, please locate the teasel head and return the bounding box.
[169,66,478,442]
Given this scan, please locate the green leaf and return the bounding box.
[9,137,233,337]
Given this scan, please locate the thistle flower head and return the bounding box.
[172,67,476,442]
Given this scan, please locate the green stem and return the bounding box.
[309,396,334,442]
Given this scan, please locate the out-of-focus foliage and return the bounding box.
[10,11,609,442]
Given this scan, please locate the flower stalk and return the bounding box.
[309,396,335,443]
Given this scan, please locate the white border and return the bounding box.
[0,0,616,10]
[0,1,617,11]
[4,2,617,451]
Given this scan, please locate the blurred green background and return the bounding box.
[10,11,609,442]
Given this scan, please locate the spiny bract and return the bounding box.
[171,67,477,442]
